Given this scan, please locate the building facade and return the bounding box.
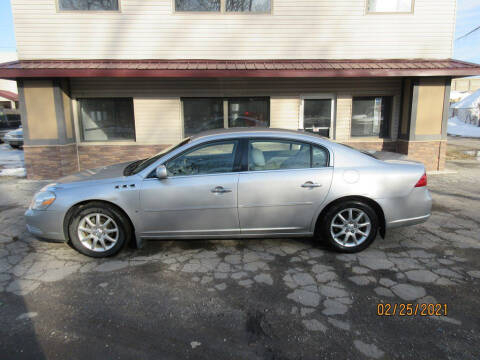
[1,0,480,179]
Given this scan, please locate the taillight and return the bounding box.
[415,172,427,187]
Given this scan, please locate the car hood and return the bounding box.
[56,161,131,184]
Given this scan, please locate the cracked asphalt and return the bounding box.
[0,159,480,359]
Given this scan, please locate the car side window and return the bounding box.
[165,140,239,177]
[312,145,329,168]
[248,140,311,171]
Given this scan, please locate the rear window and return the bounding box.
[338,143,378,159]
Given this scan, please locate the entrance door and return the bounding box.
[300,95,335,138]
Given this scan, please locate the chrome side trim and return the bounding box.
[386,213,431,228]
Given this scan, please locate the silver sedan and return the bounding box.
[25,129,431,257]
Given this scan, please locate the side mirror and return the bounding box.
[155,165,168,180]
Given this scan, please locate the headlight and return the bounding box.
[30,191,56,210]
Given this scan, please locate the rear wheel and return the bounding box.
[319,201,378,253]
[68,203,131,258]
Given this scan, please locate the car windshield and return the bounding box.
[124,138,191,176]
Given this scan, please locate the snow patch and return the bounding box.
[451,89,480,109]
[450,90,470,103]
[448,116,480,138]
[0,143,25,177]
[0,167,26,177]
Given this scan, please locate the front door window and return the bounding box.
[165,140,239,177]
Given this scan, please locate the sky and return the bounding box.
[0,0,479,62]
[454,0,480,63]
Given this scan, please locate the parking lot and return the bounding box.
[0,153,480,359]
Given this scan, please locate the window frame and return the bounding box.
[365,0,414,14]
[299,93,336,139]
[242,137,331,173]
[56,0,121,13]
[173,0,272,14]
[159,139,243,178]
[181,97,270,137]
[350,95,393,139]
[76,97,136,143]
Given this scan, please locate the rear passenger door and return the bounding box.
[238,139,333,235]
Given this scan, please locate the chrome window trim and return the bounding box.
[137,132,334,180]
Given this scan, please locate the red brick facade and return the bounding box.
[24,144,78,180]
[24,140,445,179]
[77,144,167,171]
[396,140,447,171]
[341,140,397,152]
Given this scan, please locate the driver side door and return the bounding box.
[139,140,241,239]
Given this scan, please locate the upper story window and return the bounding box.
[175,0,271,13]
[367,0,413,13]
[226,0,270,12]
[58,0,119,11]
[175,0,220,12]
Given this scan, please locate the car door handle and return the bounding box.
[301,181,321,188]
[211,186,232,194]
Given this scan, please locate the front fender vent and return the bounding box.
[115,184,136,190]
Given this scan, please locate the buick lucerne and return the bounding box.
[25,129,431,257]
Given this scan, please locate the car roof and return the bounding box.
[190,127,328,142]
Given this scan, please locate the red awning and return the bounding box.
[0,90,18,101]
[0,59,479,78]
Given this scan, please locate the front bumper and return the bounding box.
[25,208,66,242]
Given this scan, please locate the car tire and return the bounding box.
[68,202,132,258]
[319,201,378,253]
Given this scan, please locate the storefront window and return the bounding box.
[351,96,391,138]
[183,97,270,136]
[228,97,269,128]
[78,98,135,142]
[183,98,224,137]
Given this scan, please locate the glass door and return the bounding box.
[301,95,335,138]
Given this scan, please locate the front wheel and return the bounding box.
[319,201,379,253]
[68,202,131,258]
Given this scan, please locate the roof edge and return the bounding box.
[0,58,479,79]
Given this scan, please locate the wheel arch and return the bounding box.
[314,195,386,238]
[63,199,138,247]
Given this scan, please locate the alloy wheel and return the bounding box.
[330,208,371,247]
[77,213,119,252]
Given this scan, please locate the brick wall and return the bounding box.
[396,140,446,171]
[24,143,78,180]
[77,144,168,170]
[341,140,397,152]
